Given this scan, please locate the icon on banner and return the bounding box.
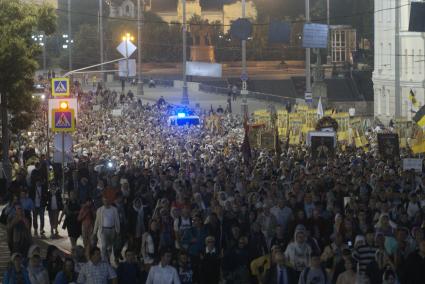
[52,78,70,97]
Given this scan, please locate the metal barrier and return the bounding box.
[199,83,296,106]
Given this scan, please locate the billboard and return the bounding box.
[302,23,329,48]
[186,61,222,78]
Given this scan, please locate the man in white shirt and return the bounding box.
[93,197,120,262]
[146,248,181,284]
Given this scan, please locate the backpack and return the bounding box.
[302,266,328,284]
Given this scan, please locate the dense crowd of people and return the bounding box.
[1,84,425,284]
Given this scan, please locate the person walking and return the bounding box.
[146,248,180,284]
[27,253,49,284]
[30,180,47,237]
[54,258,78,284]
[60,190,82,249]
[47,185,63,239]
[3,253,31,284]
[92,197,120,262]
[78,199,95,258]
[77,247,117,284]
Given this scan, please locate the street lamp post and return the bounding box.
[137,0,144,96]
[305,0,312,100]
[59,101,68,192]
[122,33,134,91]
[99,0,104,83]
[68,0,72,72]
[181,0,189,105]
[241,0,248,115]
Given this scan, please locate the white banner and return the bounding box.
[186,61,222,78]
[403,158,423,172]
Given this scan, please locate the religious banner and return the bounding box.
[310,134,336,159]
[377,133,400,159]
[248,124,264,148]
[260,130,276,151]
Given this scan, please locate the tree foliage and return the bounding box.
[0,0,57,133]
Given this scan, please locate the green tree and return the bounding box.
[0,0,56,183]
[67,24,100,69]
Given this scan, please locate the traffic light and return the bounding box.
[59,101,69,110]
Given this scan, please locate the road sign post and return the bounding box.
[51,101,75,192]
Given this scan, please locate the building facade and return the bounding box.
[373,0,425,123]
[110,0,257,32]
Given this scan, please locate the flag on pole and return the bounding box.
[241,113,251,164]
[413,105,425,128]
[409,89,420,108]
[317,97,324,118]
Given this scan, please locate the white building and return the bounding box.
[373,0,425,123]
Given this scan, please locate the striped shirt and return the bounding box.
[353,245,377,273]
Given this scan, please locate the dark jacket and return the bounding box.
[403,250,425,284]
[199,250,221,284]
[29,184,48,208]
[46,190,63,211]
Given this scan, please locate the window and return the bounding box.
[388,43,392,68]
[126,5,130,13]
[380,43,384,68]
[405,49,408,74]
[412,49,415,74]
[381,88,386,115]
[332,30,347,63]
[386,89,391,115]
[420,49,422,74]
[376,89,381,115]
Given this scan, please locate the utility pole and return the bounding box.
[305,0,312,100]
[68,0,72,72]
[99,0,104,83]
[42,34,47,76]
[137,0,144,96]
[181,0,189,105]
[241,0,248,115]
[395,0,401,118]
[326,0,331,64]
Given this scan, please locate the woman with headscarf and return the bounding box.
[284,224,312,279]
[375,213,397,237]
[128,197,148,253]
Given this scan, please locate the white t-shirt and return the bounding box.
[103,207,115,228]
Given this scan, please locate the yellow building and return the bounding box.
[110,0,257,33]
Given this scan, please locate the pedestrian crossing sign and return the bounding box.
[52,109,75,132]
[51,78,70,97]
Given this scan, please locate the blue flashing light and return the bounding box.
[177,113,186,118]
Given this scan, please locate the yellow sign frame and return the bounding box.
[51,108,75,132]
[51,78,70,97]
